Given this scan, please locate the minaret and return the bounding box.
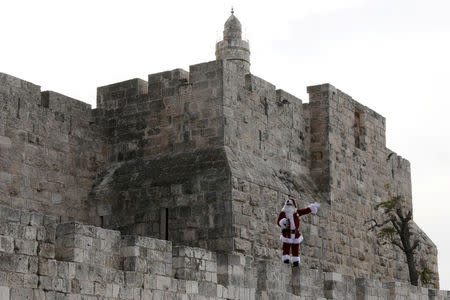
[215,9,251,73]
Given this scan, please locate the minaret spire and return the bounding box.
[215,10,251,72]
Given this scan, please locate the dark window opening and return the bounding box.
[259,130,262,149]
[165,208,169,240]
[160,208,169,240]
[17,98,21,118]
[41,91,50,108]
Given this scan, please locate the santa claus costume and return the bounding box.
[277,198,320,267]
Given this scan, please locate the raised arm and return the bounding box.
[297,207,311,216]
[297,202,320,216]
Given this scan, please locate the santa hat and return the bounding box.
[285,197,297,207]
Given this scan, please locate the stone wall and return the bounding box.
[307,84,438,283]
[0,73,106,222]
[90,62,233,252]
[95,61,225,163]
[0,60,441,292]
[88,147,233,252]
[0,204,448,300]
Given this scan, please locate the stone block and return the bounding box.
[144,274,157,290]
[36,226,47,241]
[148,261,167,276]
[105,283,120,298]
[198,281,217,297]
[10,287,32,300]
[123,256,147,272]
[156,275,171,291]
[121,246,140,257]
[79,280,94,295]
[29,213,44,226]
[28,256,38,274]
[0,235,14,253]
[118,286,140,299]
[23,226,37,240]
[186,280,198,294]
[325,272,342,282]
[55,223,75,237]
[94,282,106,296]
[0,286,9,300]
[53,277,70,293]
[0,206,20,222]
[140,289,152,299]
[38,258,57,276]
[23,274,38,288]
[234,238,251,253]
[38,242,55,258]
[33,289,45,300]
[125,271,144,288]
[19,211,30,225]
[56,247,86,263]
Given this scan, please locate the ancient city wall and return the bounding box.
[89,61,235,253]
[95,61,225,163]
[307,83,438,283]
[0,204,448,300]
[0,73,106,223]
[0,61,442,294]
[56,59,439,287]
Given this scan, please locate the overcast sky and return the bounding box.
[1,0,449,290]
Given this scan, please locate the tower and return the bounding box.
[215,9,251,73]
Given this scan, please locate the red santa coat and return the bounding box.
[277,207,311,244]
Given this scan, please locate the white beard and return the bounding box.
[282,205,296,219]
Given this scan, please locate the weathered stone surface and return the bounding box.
[0,12,446,300]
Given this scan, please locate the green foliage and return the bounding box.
[374,195,405,214]
[378,226,396,240]
[419,265,437,287]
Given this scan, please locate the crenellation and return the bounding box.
[0,13,446,299]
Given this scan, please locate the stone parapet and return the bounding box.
[0,204,448,299]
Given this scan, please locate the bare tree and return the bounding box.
[366,187,435,287]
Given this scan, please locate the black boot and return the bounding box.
[283,259,290,264]
[292,261,299,267]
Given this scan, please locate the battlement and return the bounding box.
[0,72,105,222]
[0,66,439,290]
[0,13,442,293]
[0,204,447,299]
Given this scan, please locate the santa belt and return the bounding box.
[282,229,300,234]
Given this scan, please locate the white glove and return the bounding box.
[308,202,320,214]
[279,218,288,228]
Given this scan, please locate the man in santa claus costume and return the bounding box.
[277,197,320,267]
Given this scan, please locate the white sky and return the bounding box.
[1,0,449,290]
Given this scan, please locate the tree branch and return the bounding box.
[397,208,406,222]
[391,220,401,234]
[411,239,419,251]
[367,218,391,231]
[405,210,412,222]
[391,239,405,251]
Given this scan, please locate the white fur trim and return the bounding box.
[288,216,295,229]
[292,256,300,263]
[292,235,303,244]
[282,255,290,261]
[279,218,287,228]
[280,235,292,243]
[280,235,303,244]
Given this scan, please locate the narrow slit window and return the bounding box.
[17,98,21,118]
[165,208,169,240]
